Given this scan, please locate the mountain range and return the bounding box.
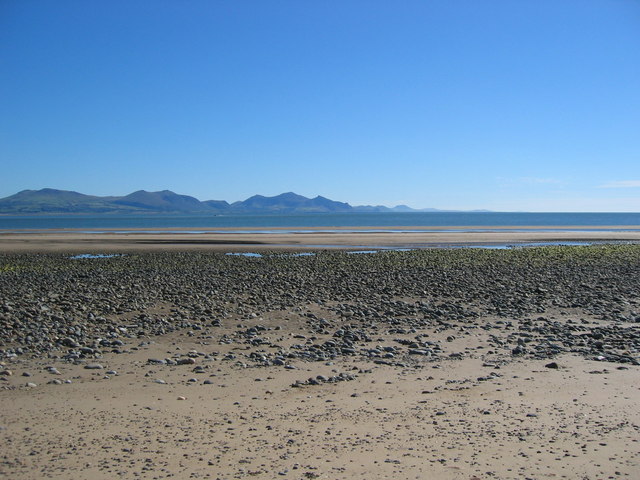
[0,188,486,215]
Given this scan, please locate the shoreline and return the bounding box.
[3,224,640,232]
[1,225,640,252]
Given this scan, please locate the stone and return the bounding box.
[176,357,196,365]
[84,363,104,370]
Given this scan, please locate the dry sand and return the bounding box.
[2,310,639,480]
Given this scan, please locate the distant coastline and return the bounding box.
[0,188,491,216]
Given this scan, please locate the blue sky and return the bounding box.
[1,1,639,211]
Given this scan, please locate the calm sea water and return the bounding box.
[1,212,639,231]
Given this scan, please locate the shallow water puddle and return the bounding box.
[70,254,123,259]
[225,252,263,258]
[456,241,594,250]
[346,247,415,254]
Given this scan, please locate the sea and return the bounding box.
[1,212,639,231]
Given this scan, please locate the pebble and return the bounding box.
[176,357,196,365]
[84,363,104,370]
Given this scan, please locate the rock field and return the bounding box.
[1,246,639,479]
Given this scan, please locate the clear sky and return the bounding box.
[1,1,639,211]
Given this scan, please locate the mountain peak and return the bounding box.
[275,192,308,200]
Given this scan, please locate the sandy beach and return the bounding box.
[1,225,640,252]
[4,1,639,478]
[1,243,639,479]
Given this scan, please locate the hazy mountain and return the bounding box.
[0,188,485,215]
[352,204,421,213]
[390,205,415,212]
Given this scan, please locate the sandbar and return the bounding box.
[1,225,640,252]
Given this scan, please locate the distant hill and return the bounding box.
[231,192,352,213]
[112,190,212,213]
[0,188,485,215]
[0,189,124,214]
[351,204,416,213]
[202,199,231,212]
[0,189,226,215]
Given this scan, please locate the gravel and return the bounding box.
[0,246,638,366]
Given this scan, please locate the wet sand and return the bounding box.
[1,225,640,252]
